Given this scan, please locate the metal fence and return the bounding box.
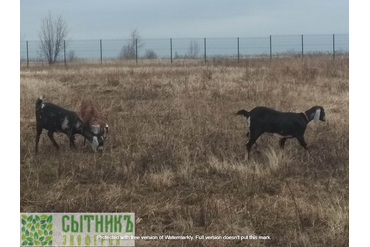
[20,34,349,66]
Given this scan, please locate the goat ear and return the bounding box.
[314,109,321,123]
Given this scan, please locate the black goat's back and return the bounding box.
[36,101,82,135]
[249,107,307,136]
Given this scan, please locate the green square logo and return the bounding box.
[21,214,53,246]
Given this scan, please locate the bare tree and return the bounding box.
[119,28,144,59]
[187,40,200,58]
[39,11,69,65]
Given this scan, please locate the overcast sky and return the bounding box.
[20,0,348,41]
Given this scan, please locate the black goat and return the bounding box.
[35,96,104,153]
[236,106,326,160]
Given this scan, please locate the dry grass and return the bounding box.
[20,55,349,246]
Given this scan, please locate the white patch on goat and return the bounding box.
[61,117,69,130]
[91,136,99,152]
[41,103,45,109]
[75,121,82,129]
[273,133,293,138]
[314,109,321,123]
[91,125,100,134]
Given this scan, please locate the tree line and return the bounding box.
[35,11,200,65]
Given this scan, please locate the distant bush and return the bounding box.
[144,50,158,59]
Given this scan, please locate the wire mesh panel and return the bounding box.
[271,35,302,55]
[171,38,204,59]
[102,39,129,59]
[239,36,270,57]
[20,40,42,61]
[335,34,349,54]
[302,34,333,54]
[67,39,102,60]
[138,39,171,59]
[206,38,238,57]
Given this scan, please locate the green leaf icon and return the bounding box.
[45,236,52,242]
[48,240,52,245]
[22,226,26,232]
[26,222,32,229]
[25,229,29,236]
[46,224,53,231]
[39,236,44,242]
[41,241,47,246]
[27,215,33,222]
[28,241,34,246]
[38,230,43,236]
[34,240,40,246]
[36,222,40,229]
[31,225,36,232]
[40,220,46,225]
[34,232,39,240]
[22,214,28,220]
[27,237,34,242]
[46,215,53,224]
[35,215,40,221]
[30,232,34,238]
[40,215,48,220]
[49,230,53,235]
[41,224,47,230]
[21,219,26,225]
[21,240,28,246]
[22,234,26,240]
[44,229,48,236]
[33,219,37,224]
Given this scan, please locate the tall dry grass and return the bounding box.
[20,56,348,246]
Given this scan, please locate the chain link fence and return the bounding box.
[20,34,349,67]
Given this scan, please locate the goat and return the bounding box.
[35,96,104,153]
[236,106,326,160]
[80,98,109,145]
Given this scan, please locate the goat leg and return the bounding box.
[244,131,263,161]
[47,131,60,150]
[279,138,288,149]
[296,135,308,150]
[69,135,77,149]
[35,124,43,153]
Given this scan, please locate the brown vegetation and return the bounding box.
[20,56,349,246]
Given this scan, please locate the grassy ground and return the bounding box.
[20,56,349,246]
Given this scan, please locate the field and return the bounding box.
[20,56,349,246]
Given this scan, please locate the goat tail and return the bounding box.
[36,95,45,106]
[236,109,250,118]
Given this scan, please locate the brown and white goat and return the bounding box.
[80,98,109,144]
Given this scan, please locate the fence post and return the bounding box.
[269,35,272,59]
[64,40,66,67]
[301,35,304,59]
[333,34,335,60]
[135,39,138,65]
[170,38,173,64]
[204,38,207,63]
[26,41,29,68]
[100,39,103,64]
[237,37,240,63]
